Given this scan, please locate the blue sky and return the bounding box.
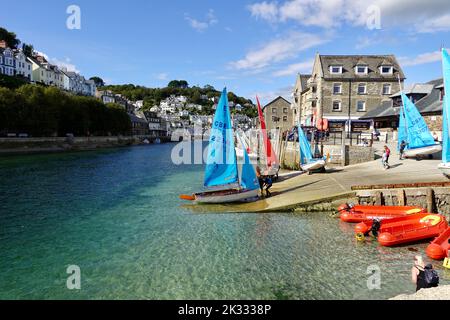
[2,0,450,103]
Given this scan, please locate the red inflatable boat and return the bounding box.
[426,227,450,260]
[338,203,425,223]
[354,213,448,247]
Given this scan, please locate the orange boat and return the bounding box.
[338,203,425,223]
[354,213,448,247]
[426,227,450,260]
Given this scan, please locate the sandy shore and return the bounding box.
[390,285,450,300]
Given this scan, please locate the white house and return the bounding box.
[160,101,176,114]
[14,50,32,80]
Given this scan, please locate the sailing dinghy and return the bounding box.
[180,89,260,204]
[256,97,280,177]
[438,48,450,176]
[398,90,442,158]
[297,123,325,172]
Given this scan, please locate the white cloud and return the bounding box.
[185,9,218,32]
[416,14,450,33]
[155,73,168,81]
[49,57,80,73]
[273,59,314,77]
[248,1,279,23]
[399,51,441,67]
[229,32,327,71]
[247,0,450,32]
[249,86,293,105]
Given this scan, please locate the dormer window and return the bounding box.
[380,65,393,74]
[330,65,343,74]
[355,65,368,74]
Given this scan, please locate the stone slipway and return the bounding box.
[185,156,449,214]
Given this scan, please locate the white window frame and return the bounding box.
[272,108,277,114]
[357,101,366,112]
[382,83,391,95]
[380,65,393,75]
[355,65,368,74]
[358,83,367,95]
[333,83,342,95]
[330,65,343,74]
[332,101,342,112]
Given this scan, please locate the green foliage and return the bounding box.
[167,80,189,89]
[22,43,34,57]
[0,27,20,48]
[90,76,105,87]
[0,74,29,89]
[100,83,256,117]
[0,85,130,137]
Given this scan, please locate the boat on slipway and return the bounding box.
[426,226,450,260]
[297,123,326,173]
[180,88,260,204]
[397,86,442,158]
[438,48,450,177]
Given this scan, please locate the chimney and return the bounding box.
[0,40,8,48]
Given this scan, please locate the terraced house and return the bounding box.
[0,47,15,76]
[293,53,405,132]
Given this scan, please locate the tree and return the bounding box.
[22,43,34,57]
[168,80,189,89]
[0,27,20,48]
[90,76,105,87]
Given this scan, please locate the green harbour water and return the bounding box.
[0,143,449,300]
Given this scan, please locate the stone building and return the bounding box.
[263,96,293,133]
[293,53,405,132]
[361,78,444,137]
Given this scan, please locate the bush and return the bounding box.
[0,85,131,137]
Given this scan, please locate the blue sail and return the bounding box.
[397,105,407,151]
[238,135,260,191]
[442,48,450,163]
[401,93,436,150]
[298,125,313,165]
[204,88,239,188]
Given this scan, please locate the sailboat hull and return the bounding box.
[302,159,326,172]
[193,188,259,204]
[438,163,450,177]
[403,144,442,158]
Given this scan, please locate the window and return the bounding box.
[333,83,342,95]
[355,65,368,74]
[283,108,288,114]
[330,65,343,74]
[272,108,277,114]
[283,116,288,122]
[357,101,366,112]
[332,101,342,112]
[358,83,367,95]
[380,65,393,74]
[440,89,445,101]
[382,84,391,95]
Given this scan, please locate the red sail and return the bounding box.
[256,96,279,168]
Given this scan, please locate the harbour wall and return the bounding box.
[0,136,171,155]
[280,141,374,169]
[292,186,450,219]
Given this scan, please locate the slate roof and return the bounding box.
[361,78,444,119]
[319,55,405,80]
[262,96,292,111]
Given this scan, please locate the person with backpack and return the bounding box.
[411,255,439,292]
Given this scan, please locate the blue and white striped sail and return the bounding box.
[442,48,450,163]
[237,135,260,191]
[400,92,436,150]
[298,124,314,165]
[204,88,239,188]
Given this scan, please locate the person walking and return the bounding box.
[399,140,408,160]
[382,145,391,170]
[264,176,273,197]
[256,166,265,197]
